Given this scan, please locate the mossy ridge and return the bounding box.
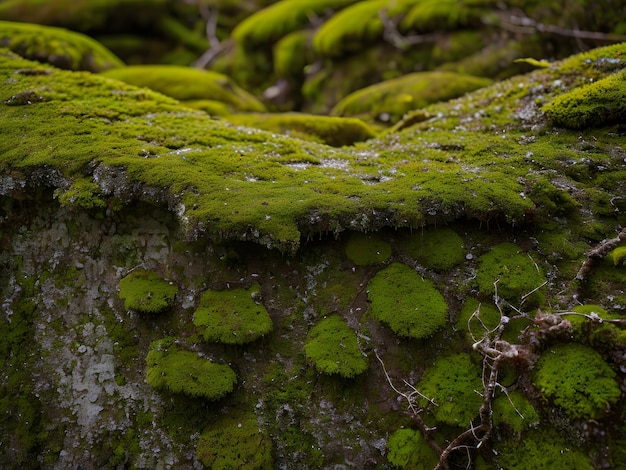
[101,64,266,112]
[118,269,178,314]
[386,427,439,469]
[193,283,273,345]
[400,0,495,32]
[0,20,124,72]
[145,337,237,400]
[533,343,621,420]
[304,314,368,378]
[367,262,448,339]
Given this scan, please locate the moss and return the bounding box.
[0,20,124,72]
[400,0,492,32]
[474,242,546,304]
[345,232,392,265]
[543,69,626,129]
[529,176,580,219]
[273,29,313,79]
[416,353,483,426]
[492,390,539,433]
[331,71,492,123]
[401,227,465,271]
[304,314,368,378]
[565,304,623,348]
[533,343,620,420]
[145,338,237,400]
[193,283,273,345]
[101,65,266,112]
[386,427,439,469]
[496,429,594,470]
[226,113,376,147]
[368,262,448,339]
[456,297,501,342]
[197,411,273,469]
[54,178,107,212]
[118,269,178,314]
[609,245,626,266]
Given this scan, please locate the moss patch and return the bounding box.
[118,269,178,314]
[345,232,391,265]
[533,343,620,419]
[368,263,447,339]
[386,427,439,470]
[492,390,540,433]
[401,227,465,271]
[304,314,368,378]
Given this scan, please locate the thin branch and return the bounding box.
[576,228,626,282]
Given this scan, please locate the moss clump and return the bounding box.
[474,242,546,304]
[0,20,124,72]
[193,283,273,345]
[565,304,623,347]
[345,232,392,265]
[456,297,501,342]
[273,29,313,79]
[196,412,273,469]
[533,343,620,419]
[496,429,594,470]
[331,71,492,122]
[118,269,178,314]
[145,338,237,400]
[368,263,447,339]
[492,390,539,433]
[304,314,368,378]
[226,113,376,147]
[543,69,626,129]
[416,353,483,426]
[386,428,439,470]
[401,227,465,271]
[101,65,266,112]
[609,245,626,266]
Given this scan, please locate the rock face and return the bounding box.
[0,21,626,470]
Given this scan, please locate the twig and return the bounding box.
[576,228,626,282]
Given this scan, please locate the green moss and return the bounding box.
[101,65,266,112]
[145,338,237,400]
[304,314,368,378]
[368,262,448,339]
[456,297,501,342]
[118,269,178,314]
[416,353,483,426]
[345,232,391,265]
[197,412,273,469]
[273,29,313,79]
[543,69,626,129]
[492,390,539,433]
[386,428,439,469]
[533,343,620,420]
[401,227,465,271]
[0,20,124,72]
[226,113,376,147]
[474,242,546,304]
[529,176,580,219]
[193,283,273,345]
[54,178,107,211]
[565,304,623,348]
[331,71,492,122]
[496,429,594,470]
[609,245,626,266]
[400,0,492,32]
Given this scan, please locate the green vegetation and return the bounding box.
[401,227,465,271]
[367,262,448,339]
[145,338,237,400]
[304,314,368,378]
[118,269,178,314]
[196,412,273,469]
[416,353,483,426]
[193,283,273,345]
[345,232,392,265]
[386,427,439,469]
[609,246,626,266]
[533,343,620,419]
[492,390,539,433]
[456,298,502,341]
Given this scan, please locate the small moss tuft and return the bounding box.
[401,227,465,271]
[492,390,540,433]
[386,427,439,469]
[609,245,626,266]
[118,269,178,314]
[345,232,391,265]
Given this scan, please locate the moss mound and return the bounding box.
[492,390,540,433]
[331,71,492,122]
[0,20,123,72]
[145,338,237,400]
[401,227,465,271]
[367,262,447,339]
[386,427,439,469]
[227,113,376,147]
[118,269,177,314]
[345,232,392,265]
[101,65,266,112]
[193,283,273,345]
[456,297,502,341]
[304,314,368,378]
[533,343,620,419]
[416,353,483,426]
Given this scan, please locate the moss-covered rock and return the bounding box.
[0,20,123,72]
[101,65,266,112]
[386,427,439,469]
[367,262,447,339]
[304,314,368,378]
[118,269,178,314]
[145,338,237,400]
[533,342,621,419]
[193,283,273,345]
[400,227,465,271]
[331,71,492,122]
[345,232,392,265]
